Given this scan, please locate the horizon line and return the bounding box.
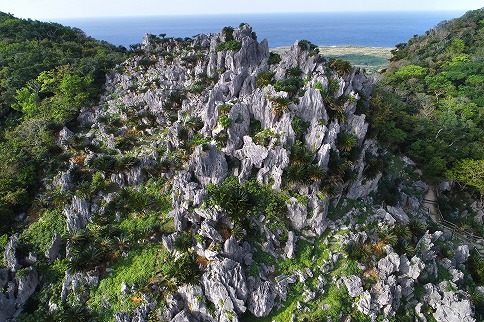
[5,9,470,21]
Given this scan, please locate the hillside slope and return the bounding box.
[0,16,482,322]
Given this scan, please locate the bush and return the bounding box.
[330,59,353,76]
[216,40,241,52]
[274,78,304,97]
[218,114,232,128]
[298,39,318,52]
[87,155,117,172]
[166,253,201,285]
[269,96,291,115]
[207,177,286,225]
[222,26,235,41]
[256,70,275,88]
[268,52,281,65]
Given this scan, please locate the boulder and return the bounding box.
[64,196,91,232]
[248,281,276,317]
[284,231,297,259]
[15,267,39,307]
[202,258,248,315]
[343,275,364,298]
[286,198,307,230]
[386,206,410,224]
[356,291,372,315]
[237,136,269,168]
[4,234,20,272]
[190,145,228,186]
[377,249,401,277]
[453,245,470,266]
[45,232,62,262]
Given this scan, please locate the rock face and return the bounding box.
[45,232,62,262]
[4,234,20,272]
[190,145,228,186]
[248,281,276,317]
[64,196,91,232]
[202,258,249,317]
[343,275,364,298]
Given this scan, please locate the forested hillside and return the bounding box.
[0,12,126,235]
[369,9,484,190]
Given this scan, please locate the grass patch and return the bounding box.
[88,244,161,321]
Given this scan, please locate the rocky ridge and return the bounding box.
[1,25,481,322]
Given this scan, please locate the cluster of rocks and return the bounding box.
[2,23,480,322]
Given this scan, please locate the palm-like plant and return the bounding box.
[290,143,313,165]
[337,132,358,153]
[378,229,398,246]
[306,164,326,181]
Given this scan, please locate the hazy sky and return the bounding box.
[2,0,482,19]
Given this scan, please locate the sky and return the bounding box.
[1,0,482,19]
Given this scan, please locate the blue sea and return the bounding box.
[56,11,465,48]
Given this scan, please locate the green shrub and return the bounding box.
[222,26,235,41]
[268,52,282,65]
[138,57,157,67]
[337,132,358,152]
[274,78,304,97]
[218,103,231,115]
[207,177,286,225]
[216,40,241,52]
[256,70,275,88]
[87,155,118,172]
[330,59,353,76]
[218,114,232,128]
[269,96,291,115]
[21,209,66,254]
[166,252,201,285]
[298,39,318,52]
[393,64,427,80]
[287,67,302,77]
[291,116,310,140]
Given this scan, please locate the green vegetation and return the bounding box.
[0,12,126,235]
[369,8,484,191]
[216,40,242,52]
[207,177,286,228]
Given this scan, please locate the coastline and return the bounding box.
[271,45,393,72]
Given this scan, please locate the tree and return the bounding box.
[447,159,484,194]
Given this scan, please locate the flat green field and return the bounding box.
[271,45,393,73]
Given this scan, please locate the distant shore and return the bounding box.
[271,45,393,72]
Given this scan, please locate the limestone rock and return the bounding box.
[377,250,401,277]
[286,198,307,230]
[453,245,470,266]
[356,291,372,315]
[199,221,223,243]
[297,88,328,124]
[386,206,410,224]
[57,126,74,150]
[202,258,248,315]
[45,232,62,262]
[399,255,425,280]
[4,234,20,272]
[284,231,297,259]
[237,136,269,168]
[248,281,276,317]
[16,267,39,307]
[64,196,91,232]
[343,275,364,298]
[190,145,228,186]
[425,284,475,322]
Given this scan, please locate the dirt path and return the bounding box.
[422,187,440,223]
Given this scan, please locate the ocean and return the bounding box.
[56,11,465,49]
